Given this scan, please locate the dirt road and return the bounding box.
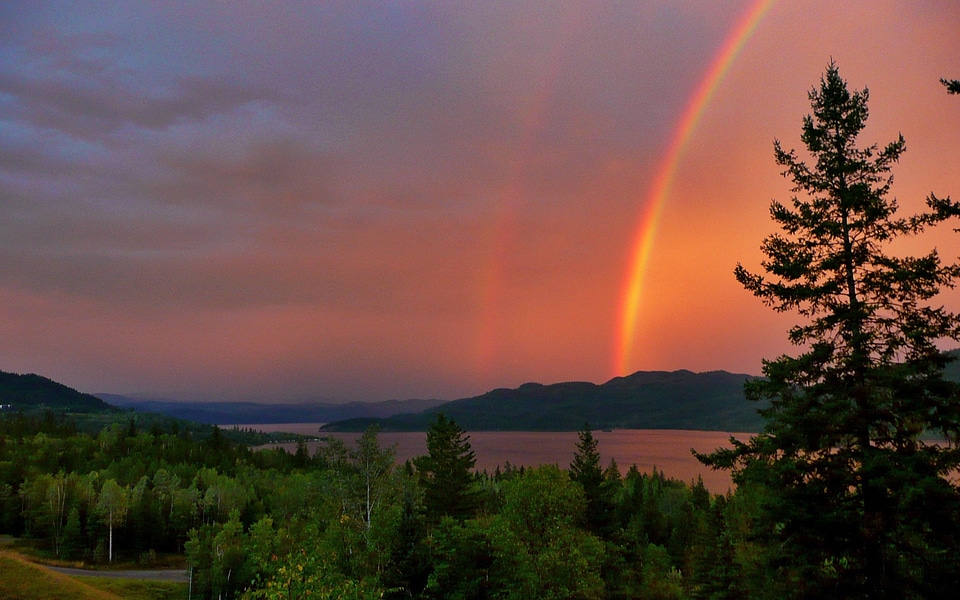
[45,565,190,583]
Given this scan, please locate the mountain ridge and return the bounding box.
[321,369,762,432]
[10,351,960,432]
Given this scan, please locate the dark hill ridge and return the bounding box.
[97,395,447,425]
[322,369,763,432]
[11,350,960,431]
[0,371,116,413]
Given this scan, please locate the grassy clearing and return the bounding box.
[75,576,187,600]
[0,550,187,600]
[0,550,122,600]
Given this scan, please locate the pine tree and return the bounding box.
[293,437,311,469]
[570,425,603,493]
[699,62,960,598]
[570,425,616,535]
[415,413,479,523]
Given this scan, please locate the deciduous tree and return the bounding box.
[489,465,605,600]
[354,425,397,537]
[96,478,129,563]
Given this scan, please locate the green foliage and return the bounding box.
[637,544,686,600]
[25,366,960,598]
[96,479,129,563]
[423,517,495,600]
[354,426,397,536]
[490,465,606,600]
[187,510,254,600]
[241,544,382,600]
[701,62,960,598]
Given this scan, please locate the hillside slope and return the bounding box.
[0,371,116,414]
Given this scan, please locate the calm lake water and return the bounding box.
[238,424,752,493]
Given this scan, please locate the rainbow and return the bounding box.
[615,0,776,377]
[475,4,587,382]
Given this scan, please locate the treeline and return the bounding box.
[0,409,785,599]
[0,411,294,563]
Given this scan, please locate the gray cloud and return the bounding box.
[151,138,343,214]
[0,69,279,139]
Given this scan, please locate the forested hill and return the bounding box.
[97,395,448,425]
[0,371,117,413]
[322,369,762,432]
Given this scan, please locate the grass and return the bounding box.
[0,550,122,599]
[75,576,187,600]
[7,537,186,570]
[0,550,186,600]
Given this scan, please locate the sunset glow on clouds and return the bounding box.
[1,1,959,402]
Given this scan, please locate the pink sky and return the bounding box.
[1,1,958,402]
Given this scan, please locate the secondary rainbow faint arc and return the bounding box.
[475,3,587,382]
[615,0,776,377]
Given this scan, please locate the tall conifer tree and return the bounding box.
[699,63,960,598]
[570,425,615,535]
[570,426,603,493]
[415,413,479,523]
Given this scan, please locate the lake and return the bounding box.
[236,424,752,493]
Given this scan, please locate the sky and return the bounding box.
[1,1,959,403]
